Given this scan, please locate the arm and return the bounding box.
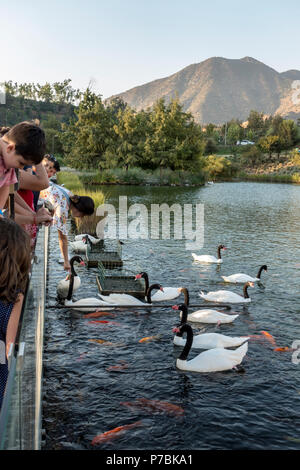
[6,294,24,358]
[58,230,71,271]
[0,185,9,215]
[18,163,49,191]
[14,198,52,226]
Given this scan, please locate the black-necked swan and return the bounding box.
[57,256,85,298]
[69,236,88,253]
[135,272,188,302]
[192,244,227,264]
[173,304,248,348]
[98,284,164,306]
[175,303,239,324]
[200,281,255,304]
[221,265,268,283]
[74,234,102,244]
[173,323,248,372]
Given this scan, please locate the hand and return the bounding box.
[64,260,71,271]
[36,207,52,225]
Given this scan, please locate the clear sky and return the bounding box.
[1,0,299,99]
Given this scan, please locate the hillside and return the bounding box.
[110,57,300,124]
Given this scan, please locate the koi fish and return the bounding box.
[88,320,121,325]
[121,398,184,417]
[260,331,277,346]
[88,339,125,347]
[91,420,143,446]
[274,347,291,352]
[138,334,161,343]
[106,361,129,372]
[83,311,116,318]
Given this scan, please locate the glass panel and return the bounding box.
[0,226,49,450]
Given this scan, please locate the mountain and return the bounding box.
[110,57,300,124]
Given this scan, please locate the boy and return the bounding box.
[0,121,46,215]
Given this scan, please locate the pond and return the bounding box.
[42,182,300,450]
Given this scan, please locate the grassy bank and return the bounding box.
[57,171,105,234]
[79,167,206,187]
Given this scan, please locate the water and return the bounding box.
[43,182,300,450]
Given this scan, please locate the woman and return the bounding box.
[40,173,94,271]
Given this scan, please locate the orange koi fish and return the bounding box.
[274,347,291,352]
[138,334,161,343]
[260,331,277,346]
[121,398,184,417]
[91,420,143,446]
[107,361,129,372]
[83,311,116,318]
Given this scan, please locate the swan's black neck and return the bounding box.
[217,246,222,259]
[66,273,74,301]
[178,324,193,360]
[178,305,188,335]
[181,288,189,306]
[243,283,250,298]
[141,272,149,296]
[146,284,161,303]
[257,265,266,279]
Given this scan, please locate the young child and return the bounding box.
[0,121,46,215]
[0,218,31,410]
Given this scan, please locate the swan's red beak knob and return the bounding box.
[135,274,142,280]
[160,287,164,291]
[172,305,179,310]
[80,261,85,266]
[172,327,180,333]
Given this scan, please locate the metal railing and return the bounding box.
[0,225,49,450]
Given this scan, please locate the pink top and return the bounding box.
[0,156,17,188]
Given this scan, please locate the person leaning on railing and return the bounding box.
[0,122,52,228]
[0,218,31,411]
[40,156,94,271]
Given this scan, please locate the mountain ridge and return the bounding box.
[110,57,300,124]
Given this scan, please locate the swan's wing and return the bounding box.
[183,342,248,372]
[151,287,180,301]
[222,273,255,283]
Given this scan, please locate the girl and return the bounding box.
[40,180,94,271]
[0,218,31,410]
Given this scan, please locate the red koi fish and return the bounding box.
[121,398,184,417]
[88,320,121,325]
[260,331,277,346]
[91,420,143,446]
[83,311,116,318]
[274,347,291,352]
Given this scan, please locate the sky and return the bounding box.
[1,0,299,99]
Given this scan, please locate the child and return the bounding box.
[0,121,46,215]
[0,218,31,410]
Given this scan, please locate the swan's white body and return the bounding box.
[64,297,113,312]
[70,240,87,253]
[182,308,239,324]
[199,287,252,304]
[151,287,181,302]
[192,253,222,264]
[173,332,249,349]
[57,275,81,298]
[176,342,248,372]
[97,293,151,306]
[221,273,259,283]
[74,234,101,245]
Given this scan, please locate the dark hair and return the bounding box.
[5,121,46,164]
[70,195,94,216]
[0,219,31,304]
[44,154,60,172]
[0,126,11,137]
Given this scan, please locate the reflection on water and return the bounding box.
[43,182,300,450]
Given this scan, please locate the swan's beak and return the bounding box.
[135,274,142,280]
[249,282,255,287]
[80,261,85,266]
[172,327,180,333]
[172,305,179,310]
[160,287,164,291]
